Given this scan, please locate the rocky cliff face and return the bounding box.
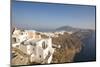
[51,32,82,63]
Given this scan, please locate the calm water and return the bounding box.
[74,32,96,62]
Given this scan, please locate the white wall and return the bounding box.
[0,0,99,67]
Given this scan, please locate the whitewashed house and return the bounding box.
[25,38,55,64]
[12,37,55,64]
[12,29,61,64]
[12,29,28,43]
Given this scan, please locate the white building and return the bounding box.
[12,29,62,64]
[26,38,54,64]
[12,38,55,64]
[12,29,28,43]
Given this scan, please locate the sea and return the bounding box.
[74,32,96,62]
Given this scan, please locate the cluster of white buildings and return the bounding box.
[40,31,73,38]
[12,28,61,64]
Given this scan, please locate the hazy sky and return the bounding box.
[12,0,96,30]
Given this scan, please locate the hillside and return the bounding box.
[51,32,82,63]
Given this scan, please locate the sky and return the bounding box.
[12,0,96,30]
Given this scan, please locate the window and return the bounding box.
[12,38,16,44]
[39,55,41,58]
[33,43,36,46]
[20,32,23,35]
[16,45,19,48]
[42,41,48,49]
[33,48,35,51]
